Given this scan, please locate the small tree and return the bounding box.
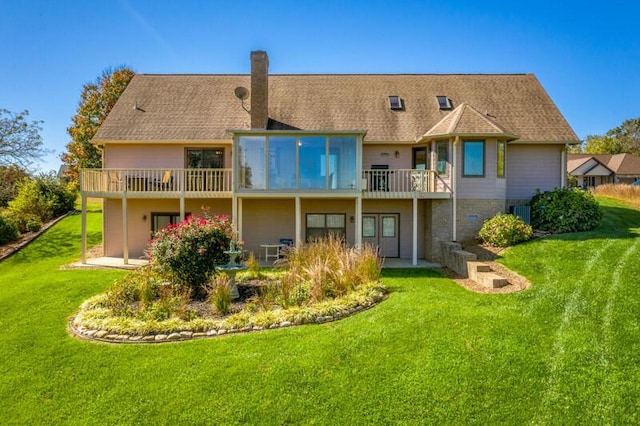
[0,109,48,169]
[147,209,234,298]
[0,165,29,207]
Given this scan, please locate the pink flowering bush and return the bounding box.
[147,208,234,297]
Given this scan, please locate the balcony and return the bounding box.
[80,168,450,199]
[80,169,233,198]
[362,169,451,199]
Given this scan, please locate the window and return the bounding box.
[436,141,449,175]
[306,213,346,241]
[463,140,485,177]
[236,133,359,191]
[185,148,224,169]
[238,136,266,189]
[497,141,506,178]
[268,136,296,189]
[388,96,403,110]
[151,212,189,233]
[436,96,452,110]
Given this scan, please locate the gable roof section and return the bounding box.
[418,103,518,142]
[568,153,640,176]
[94,73,579,144]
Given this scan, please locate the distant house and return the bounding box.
[79,51,578,265]
[567,153,640,188]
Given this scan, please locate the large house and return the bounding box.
[567,153,640,188]
[79,51,579,265]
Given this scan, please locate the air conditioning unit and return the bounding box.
[510,205,531,225]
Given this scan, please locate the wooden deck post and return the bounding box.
[81,195,87,264]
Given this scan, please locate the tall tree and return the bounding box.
[61,66,135,184]
[582,117,640,155]
[0,109,47,169]
[0,164,30,207]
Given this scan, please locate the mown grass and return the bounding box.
[1,199,639,424]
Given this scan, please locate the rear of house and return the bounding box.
[80,51,578,265]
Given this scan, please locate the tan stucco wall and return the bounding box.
[104,198,232,258]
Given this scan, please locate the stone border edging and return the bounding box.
[0,211,74,263]
[68,296,386,344]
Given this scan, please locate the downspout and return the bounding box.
[561,144,568,187]
[452,137,459,242]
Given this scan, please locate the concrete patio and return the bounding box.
[67,257,440,270]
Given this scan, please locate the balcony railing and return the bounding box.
[362,169,450,198]
[80,168,450,199]
[80,168,232,197]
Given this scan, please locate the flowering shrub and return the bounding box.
[147,208,234,297]
[530,187,602,233]
[477,213,532,247]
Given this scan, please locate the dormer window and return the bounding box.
[436,95,452,110]
[388,96,404,110]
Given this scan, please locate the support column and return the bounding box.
[237,197,243,241]
[81,195,87,264]
[355,196,362,249]
[412,197,418,266]
[179,197,185,221]
[295,196,302,247]
[122,195,129,265]
[452,137,459,242]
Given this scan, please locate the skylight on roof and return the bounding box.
[436,96,452,110]
[388,96,404,110]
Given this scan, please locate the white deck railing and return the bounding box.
[80,168,450,198]
[362,169,450,197]
[80,168,233,195]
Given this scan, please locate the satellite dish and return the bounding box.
[234,86,249,100]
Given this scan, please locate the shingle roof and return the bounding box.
[419,103,518,141]
[93,73,579,144]
[567,153,640,175]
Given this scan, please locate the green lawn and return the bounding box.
[1,199,639,424]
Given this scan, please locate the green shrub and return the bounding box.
[33,173,76,216]
[147,209,234,297]
[530,187,602,233]
[0,214,19,244]
[5,174,76,226]
[477,213,533,247]
[7,178,54,223]
[11,213,43,233]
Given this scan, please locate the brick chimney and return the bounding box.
[250,50,269,129]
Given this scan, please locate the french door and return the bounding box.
[362,213,399,258]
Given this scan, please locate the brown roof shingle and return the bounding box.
[94,73,579,144]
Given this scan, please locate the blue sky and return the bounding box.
[1,0,638,172]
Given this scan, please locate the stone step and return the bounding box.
[466,261,491,282]
[476,271,509,289]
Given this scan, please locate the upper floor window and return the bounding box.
[436,141,449,175]
[462,140,485,177]
[237,134,358,191]
[497,141,506,178]
[186,148,224,169]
